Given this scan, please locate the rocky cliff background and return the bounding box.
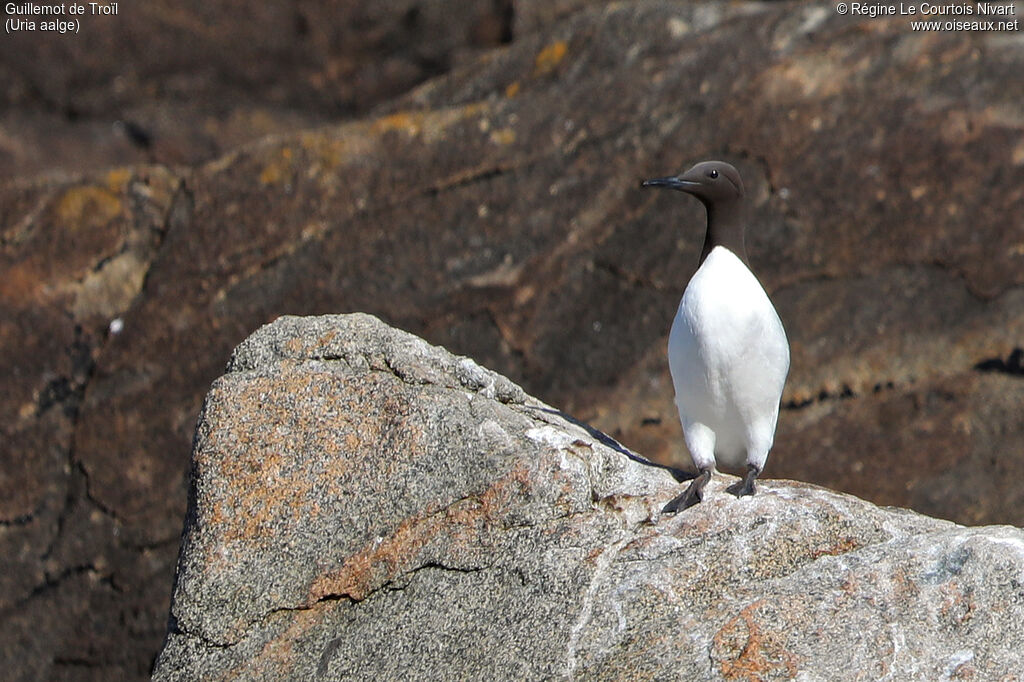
[1,0,1022,679]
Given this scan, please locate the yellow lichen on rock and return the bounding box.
[104,168,133,192]
[299,134,350,174]
[259,147,295,185]
[370,111,426,138]
[371,103,490,145]
[489,128,516,146]
[533,40,568,76]
[55,184,122,229]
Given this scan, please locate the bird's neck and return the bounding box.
[699,199,748,268]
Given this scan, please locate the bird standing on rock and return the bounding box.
[641,161,789,512]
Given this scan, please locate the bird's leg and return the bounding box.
[662,468,712,513]
[727,463,761,498]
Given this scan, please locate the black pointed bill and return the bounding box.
[640,176,700,191]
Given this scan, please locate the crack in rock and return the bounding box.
[974,347,1024,376]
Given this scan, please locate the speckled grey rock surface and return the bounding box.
[154,314,1024,680]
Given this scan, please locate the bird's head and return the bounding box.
[640,161,744,205]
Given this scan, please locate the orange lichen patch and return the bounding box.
[505,81,521,98]
[478,463,533,517]
[199,370,373,552]
[533,40,568,76]
[307,501,476,603]
[714,601,800,681]
[308,465,532,604]
[55,185,122,228]
[213,446,292,541]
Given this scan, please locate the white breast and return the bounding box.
[668,246,789,468]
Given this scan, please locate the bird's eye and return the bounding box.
[709,169,719,179]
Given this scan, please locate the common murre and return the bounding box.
[642,161,790,512]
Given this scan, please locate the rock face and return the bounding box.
[153,314,1024,680]
[0,0,515,178]
[3,1,1024,679]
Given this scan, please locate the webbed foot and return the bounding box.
[662,468,712,513]
[726,464,761,498]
